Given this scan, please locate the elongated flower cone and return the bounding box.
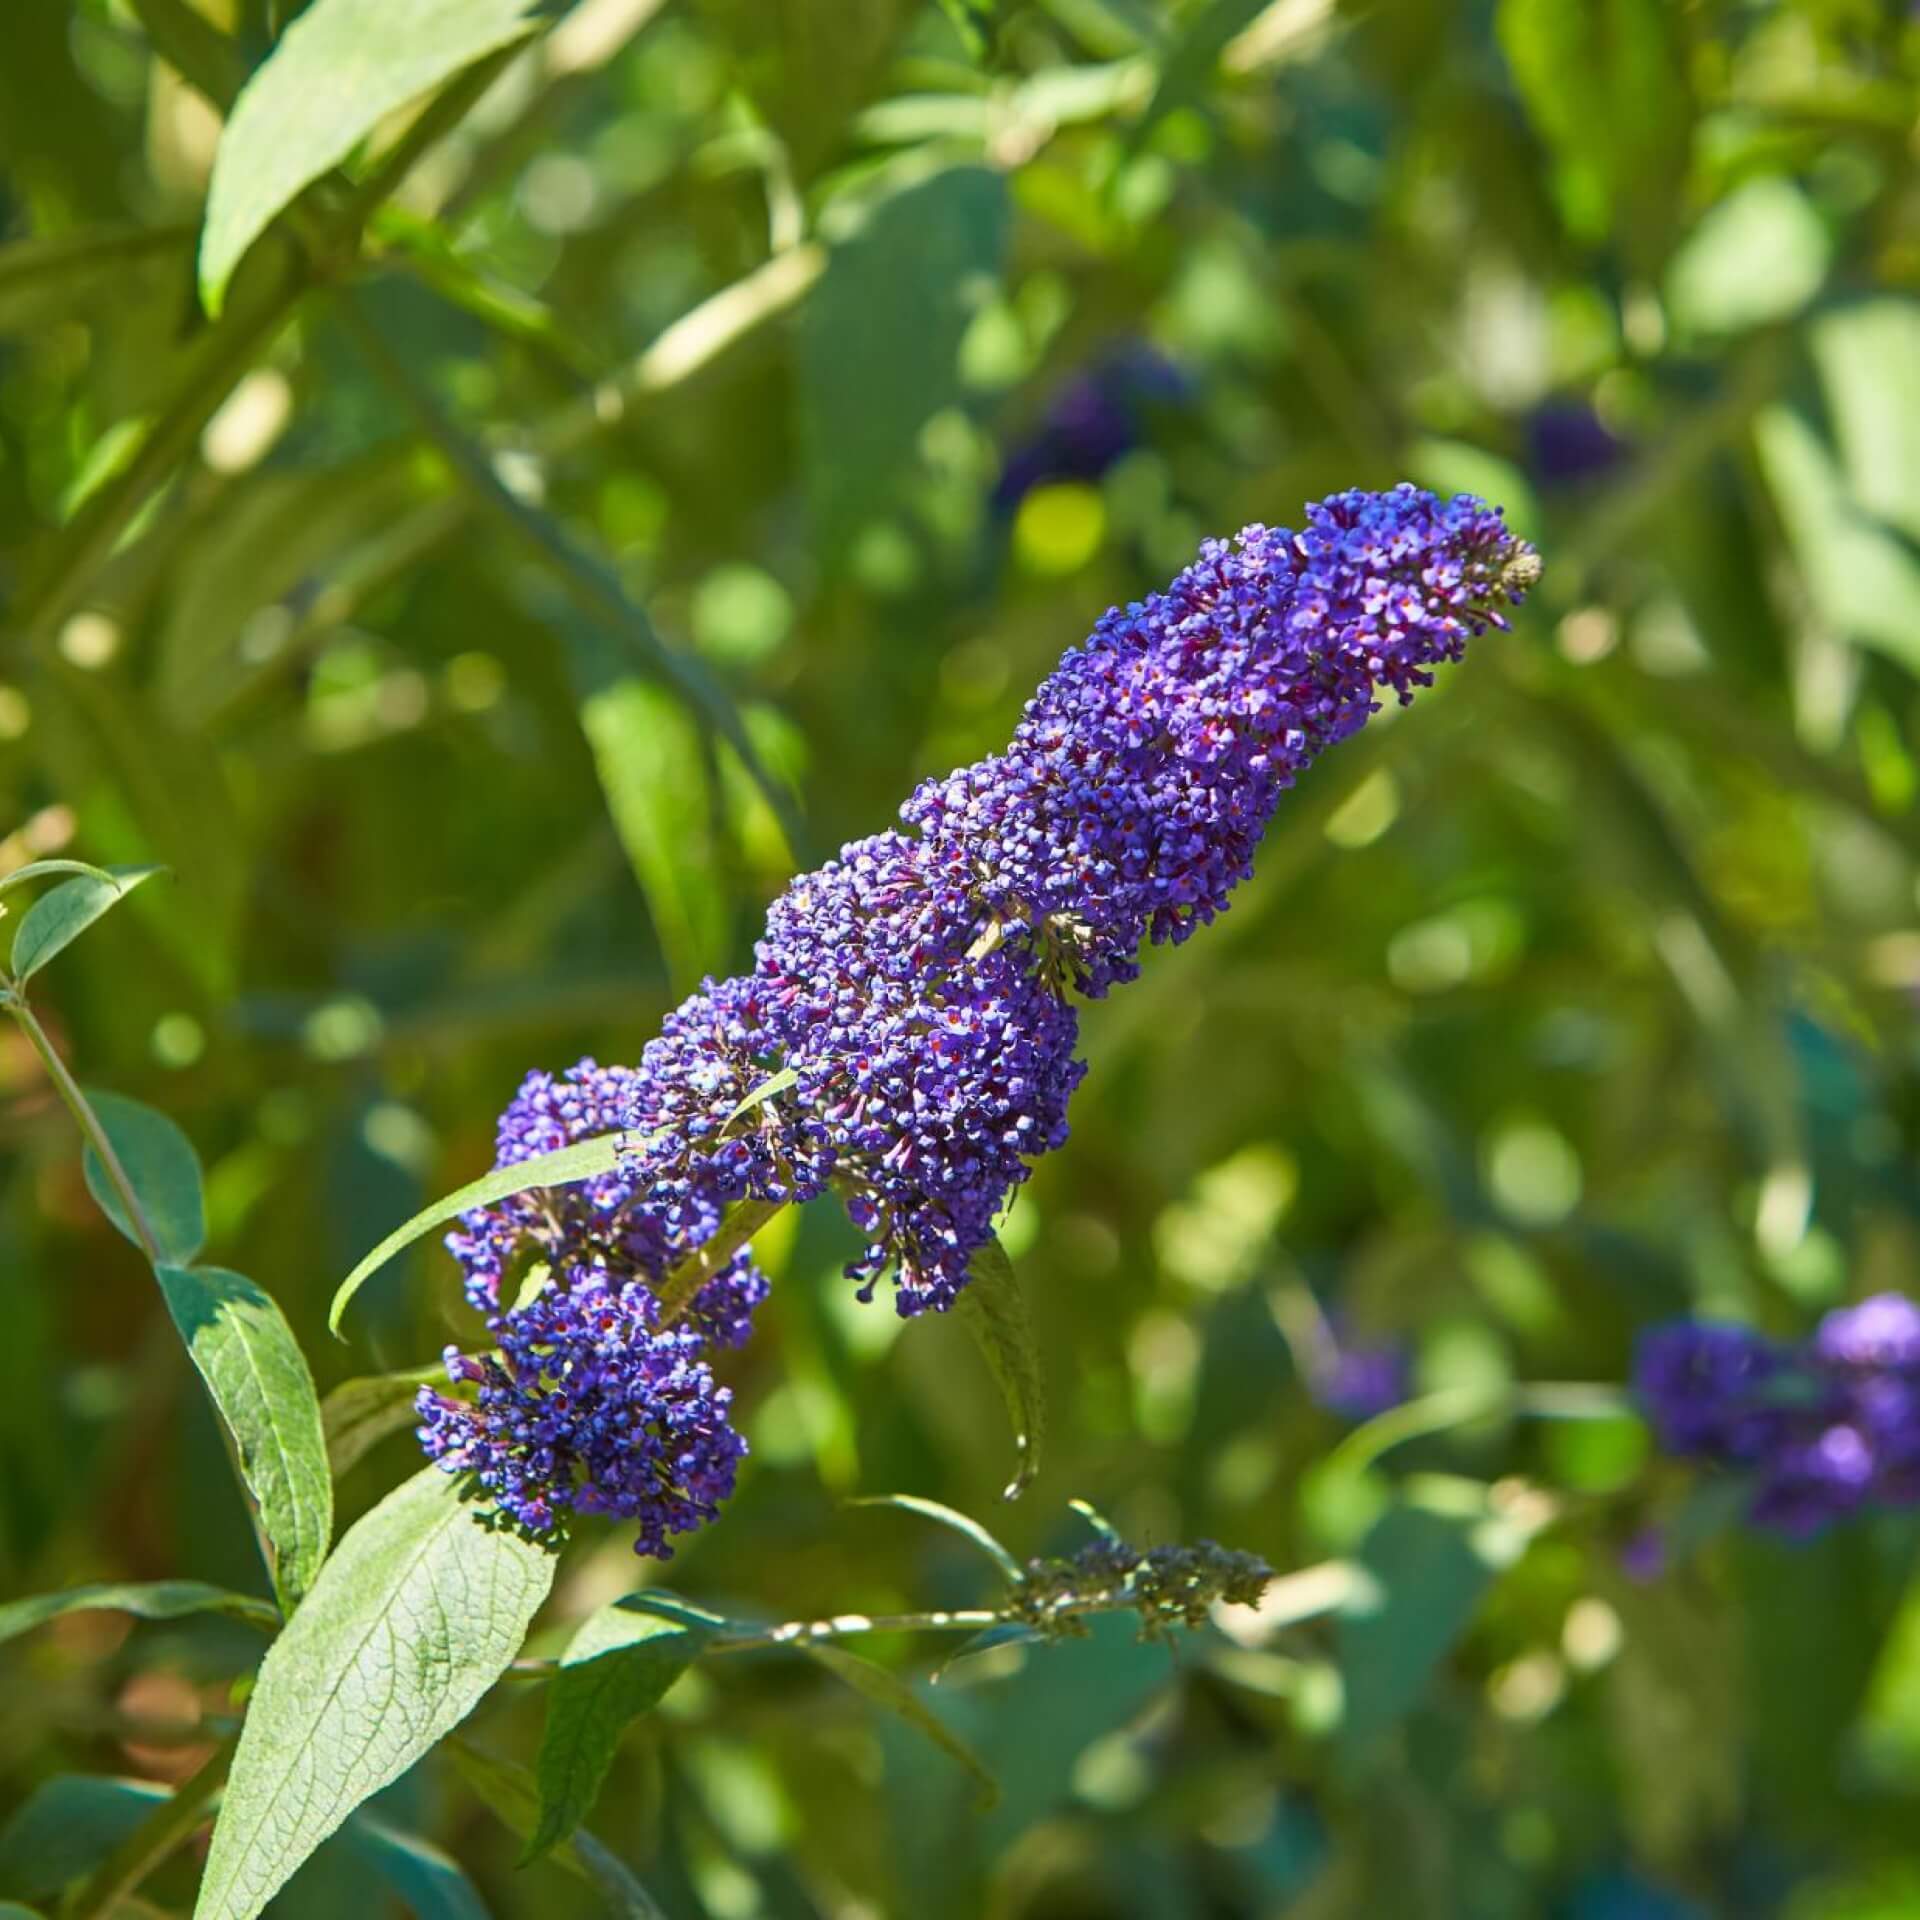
[424,484,1539,1551]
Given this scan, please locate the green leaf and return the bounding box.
[157,1265,333,1612]
[321,1363,448,1480]
[447,1740,668,1916]
[1337,1486,1544,1758]
[848,1494,1023,1580]
[330,1128,652,1335]
[0,1777,168,1902]
[0,1905,44,1917]
[802,1642,999,1809]
[527,1596,712,1862]
[0,1579,278,1647]
[725,1064,799,1127]
[568,622,729,992]
[8,864,163,980]
[342,1812,489,1920]
[198,0,544,314]
[81,1090,205,1267]
[194,1468,557,1920]
[953,1234,1045,1498]
[801,166,1007,549]
[0,856,122,898]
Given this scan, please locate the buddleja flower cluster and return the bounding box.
[1635,1295,1920,1537]
[418,485,1538,1553]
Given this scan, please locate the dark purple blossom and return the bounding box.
[993,343,1190,510]
[1310,1337,1410,1421]
[429,484,1536,1548]
[416,1280,747,1555]
[1634,1293,1920,1537]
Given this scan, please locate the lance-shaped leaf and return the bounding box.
[8,864,162,980]
[330,1128,654,1335]
[0,1580,277,1648]
[198,0,544,314]
[82,1090,205,1268]
[321,1362,448,1480]
[193,1469,556,1920]
[802,1642,998,1808]
[526,1596,713,1862]
[954,1235,1046,1498]
[158,1266,332,1611]
[849,1494,1022,1581]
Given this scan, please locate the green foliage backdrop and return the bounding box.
[4,0,1920,1914]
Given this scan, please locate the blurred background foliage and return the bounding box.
[5,0,1920,1914]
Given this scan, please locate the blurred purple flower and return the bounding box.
[1311,1339,1410,1421]
[1634,1293,1920,1538]
[1527,400,1627,491]
[993,343,1191,510]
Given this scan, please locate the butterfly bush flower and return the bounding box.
[1634,1294,1920,1537]
[423,484,1538,1551]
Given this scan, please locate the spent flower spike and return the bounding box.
[422,485,1537,1552]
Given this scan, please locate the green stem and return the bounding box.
[6,992,163,1266]
[652,1196,784,1327]
[65,1732,236,1920]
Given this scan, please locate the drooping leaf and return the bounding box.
[81,1089,205,1267]
[526,1596,712,1862]
[800,165,1007,549]
[447,1740,669,1917]
[953,1235,1045,1497]
[802,1642,999,1808]
[8,864,163,980]
[0,1777,169,1903]
[157,1265,333,1611]
[330,1129,653,1335]
[198,0,545,314]
[321,1363,448,1480]
[342,1813,490,1920]
[0,1579,278,1647]
[849,1494,1023,1580]
[193,1469,556,1920]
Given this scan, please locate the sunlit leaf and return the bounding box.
[199,0,544,314]
[157,1265,333,1611]
[81,1089,205,1268]
[194,1469,556,1920]
[8,865,162,980]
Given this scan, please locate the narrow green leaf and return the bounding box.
[0,857,122,898]
[0,1904,45,1917]
[194,1469,557,1920]
[81,1090,205,1267]
[801,166,1007,549]
[321,1363,448,1480]
[0,1580,277,1647]
[849,1494,1023,1581]
[447,1740,669,1917]
[9,865,163,980]
[330,1128,651,1335]
[0,1778,168,1903]
[802,1642,999,1808]
[953,1234,1046,1498]
[198,0,544,314]
[157,1266,333,1611]
[343,1813,488,1920]
[725,1064,799,1127]
[527,1597,711,1863]
[568,622,728,992]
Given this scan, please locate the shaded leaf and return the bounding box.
[527,1597,712,1862]
[157,1265,333,1610]
[330,1129,653,1335]
[0,856,123,898]
[343,1812,489,1920]
[199,0,544,313]
[0,1777,168,1902]
[9,865,162,980]
[801,166,1006,548]
[321,1363,448,1480]
[194,1469,556,1920]
[0,1579,277,1647]
[953,1235,1045,1497]
[803,1642,999,1808]
[81,1090,205,1267]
